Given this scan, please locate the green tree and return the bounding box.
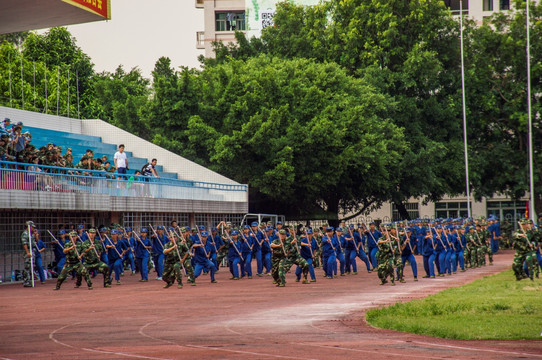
[466,0,542,212]
[149,55,406,220]
[218,0,466,219]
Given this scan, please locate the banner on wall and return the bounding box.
[246,0,320,38]
[62,0,111,19]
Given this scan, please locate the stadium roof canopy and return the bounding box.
[0,0,111,35]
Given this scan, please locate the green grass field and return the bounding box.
[366,270,542,340]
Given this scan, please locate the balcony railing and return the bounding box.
[0,161,248,202]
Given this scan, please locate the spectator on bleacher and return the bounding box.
[76,156,91,175]
[64,147,72,158]
[79,149,93,167]
[1,118,11,134]
[102,155,108,163]
[114,144,129,179]
[10,122,27,161]
[28,156,54,190]
[104,160,117,179]
[0,134,15,161]
[142,158,159,178]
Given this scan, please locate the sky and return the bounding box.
[63,0,204,78]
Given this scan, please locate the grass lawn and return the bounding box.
[366,270,542,340]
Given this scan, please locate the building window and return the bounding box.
[435,202,468,219]
[500,0,510,10]
[444,0,469,15]
[216,12,246,32]
[483,0,493,11]
[392,202,419,221]
[196,31,205,48]
[487,200,526,228]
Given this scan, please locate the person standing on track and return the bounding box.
[136,228,152,282]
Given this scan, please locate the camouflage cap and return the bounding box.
[88,228,96,233]
[279,229,287,235]
[25,220,36,228]
[69,231,77,236]
[179,226,187,233]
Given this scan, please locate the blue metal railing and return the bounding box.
[0,160,248,201]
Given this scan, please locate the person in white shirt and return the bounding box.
[114,144,128,179]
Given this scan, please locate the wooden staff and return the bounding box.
[47,230,64,249]
[224,231,244,261]
[149,224,165,251]
[28,224,35,287]
[104,234,122,258]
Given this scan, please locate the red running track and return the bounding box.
[1,250,541,360]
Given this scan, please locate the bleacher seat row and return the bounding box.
[26,126,178,179]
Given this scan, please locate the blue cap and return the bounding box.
[336,227,343,232]
[125,227,132,232]
[306,228,313,234]
[201,231,209,237]
[185,226,191,232]
[141,228,148,233]
[277,221,282,225]
[369,222,376,226]
[211,228,217,232]
[59,229,66,235]
[243,225,250,229]
[405,227,412,232]
[198,225,205,231]
[231,230,239,235]
[111,229,118,235]
[77,224,84,229]
[325,227,334,232]
[348,224,355,229]
[435,225,442,229]
[99,227,107,233]
[251,222,258,227]
[265,226,273,231]
[157,225,165,230]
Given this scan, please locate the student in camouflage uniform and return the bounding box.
[180,227,196,283]
[500,220,513,248]
[20,221,37,287]
[377,226,395,286]
[389,227,404,283]
[77,228,111,287]
[271,230,288,287]
[54,231,92,290]
[312,229,323,268]
[162,231,188,289]
[281,229,310,284]
[479,222,493,265]
[466,226,480,268]
[512,220,535,281]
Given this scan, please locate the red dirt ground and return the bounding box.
[1,250,541,360]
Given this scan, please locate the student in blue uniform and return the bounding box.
[240,225,254,278]
[135,228,152,282]
[335,227,346,276]
[295,228,317,282]
[321,227,336,279]
[261,226,274,275]
[34,230,47,283]
[365,222,381,269]
[227,230,242,280]
[399,227,418,281]
[192,231,217,284]
[106,230,127,285]
[344,225,358,274]
[434,225,447,276]
[211,227,223,269]
[122,227,136,275]
[98,227,109,265]
[452,225,466,272]
[250,222,264,277]
[354,225,372,272]
[443,226,455,275]
[76,224,88,242]
[151,225,169,280]
[425,227,438,278]
[53,229,67,274]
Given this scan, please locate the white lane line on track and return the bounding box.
[298,343,449,360]
[409,340,542,358]
[138,318,317,360]
[0,357,16,360]
[49,322,171,360]
[185,344,319,360]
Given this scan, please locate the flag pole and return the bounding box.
[459,0,471,218]
[526,0,535,223]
